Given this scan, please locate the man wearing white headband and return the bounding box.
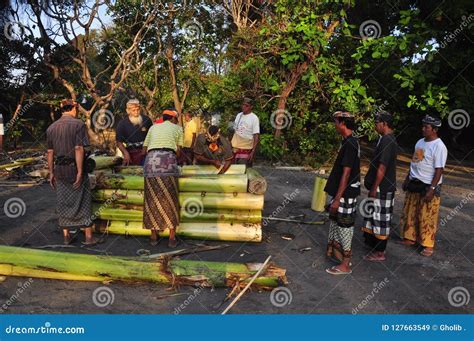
[116,99,153,165]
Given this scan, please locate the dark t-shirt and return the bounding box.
[364,134,398,193]
[46,116,89,182]
[116,115,152,149]
[193,134,233,162]
[324,135,361,198]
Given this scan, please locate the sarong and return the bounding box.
[143,150,179,231]
[362,191,395,240]
[400,191,441,248]
[233,148,253,166]
[56,177,92,229]
[327,197,357,261]
[128,148,145,166]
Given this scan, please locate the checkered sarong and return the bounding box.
[362,191,395,240]
[329,196,357,228]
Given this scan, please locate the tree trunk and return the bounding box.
[0,245,286,288]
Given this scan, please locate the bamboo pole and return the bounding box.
[115,164,247,176]
[93,190,265,210]
[181,164,246,175]
[97,220,262,242]
[221,256,272,314]
[311,174,328,212]
[92,205,262,223]
[246,168,268,195]
[0,264,107,282]
[93,173,248,193]
[0,246,286,288]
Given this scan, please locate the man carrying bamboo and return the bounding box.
[116,99,153,166]
[324,111,360,275]
[194,125,233,174]
[46,99,97,245]
[231,98,260,166]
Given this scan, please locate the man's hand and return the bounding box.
[213,160,221,169]
[122,151,131,166]
[49,173,56,189]
[329,198,340,215]
[402,177,409,192]
[73,172,83,189]
[369,189,377,198]
[423,187,435,202]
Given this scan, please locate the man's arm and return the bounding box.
[117,141,130,166]
[330,167,351,213]
[47,149,55,189]
[369,164,387,197]
[249,133,260,162]
[73,145,84,189]
[424,168,443,202]
[195,154,220,168]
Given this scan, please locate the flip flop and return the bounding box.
[326,266,352,275]
[63,233,79,245]
[420,248,434,257]
[81,238,105,247]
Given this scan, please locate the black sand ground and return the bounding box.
[0,156,473,314]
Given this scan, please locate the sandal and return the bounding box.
[420,248,434,257]
[325,266,352,275]
[396,239,416,246]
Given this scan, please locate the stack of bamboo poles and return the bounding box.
[0,245,287,289]
[90,159,268,243]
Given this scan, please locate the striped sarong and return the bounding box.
[143,150,179,231]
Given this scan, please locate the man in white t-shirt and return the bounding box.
[231,97,260,166]
[400,115,448,257]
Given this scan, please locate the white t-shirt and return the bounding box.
[0,114,4,135]
[409,138,448,184]
[234,112,260,140]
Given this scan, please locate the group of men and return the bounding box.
[46,97,260,245]
[115,97,260,170]
[324,111,447,275]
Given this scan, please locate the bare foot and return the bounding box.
[420,247,434,257]
[168,238,178,248]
